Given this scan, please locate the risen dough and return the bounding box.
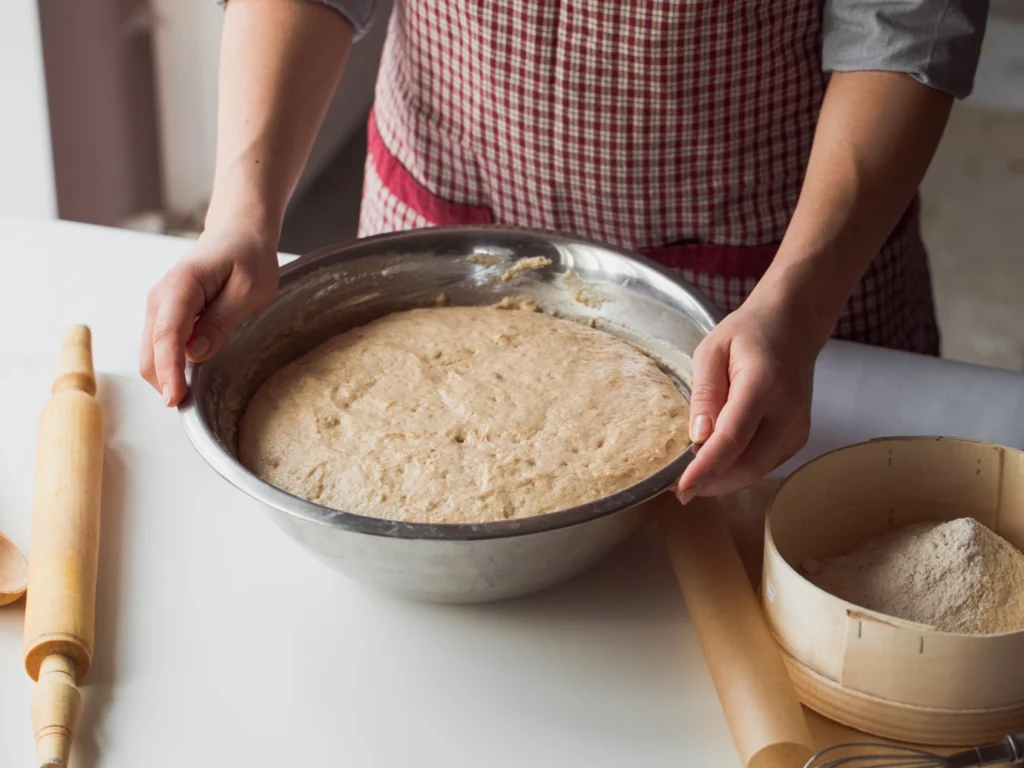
[238,306,690,524]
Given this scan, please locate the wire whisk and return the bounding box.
[805,733,1024,768]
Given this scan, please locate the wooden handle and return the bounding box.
[30,655,82,768]
[52,325,97,397]
[659,497,816,768]
[23,326,104,768]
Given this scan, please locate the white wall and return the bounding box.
[0,0,57,219]
[149,0,392,218]
[149,0,224,217]
[967,16,1024,114]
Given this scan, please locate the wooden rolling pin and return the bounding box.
[22,326,104,768]
[659,496,816,768]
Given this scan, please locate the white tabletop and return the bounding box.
[0,217,1022,767]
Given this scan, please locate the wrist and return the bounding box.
[205,157,288,246]
[747,258,843,353]
[204,194,282,247]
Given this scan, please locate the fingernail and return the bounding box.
[162,387,172,407]
[677,487,696,505]
[187,335,211,359]
[691,415,712,443]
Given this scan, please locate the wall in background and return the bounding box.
[0,0,57,219]
[37,0,164,227]
[149,0,393,221]
[149,0,223,220]
[968,15,1024,114]
[991,0,1024,20]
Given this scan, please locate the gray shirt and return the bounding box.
[296,0,989,99]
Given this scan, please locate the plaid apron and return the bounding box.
[358,0,940,354]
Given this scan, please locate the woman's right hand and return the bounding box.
[138,0,354,405]
[140,223,279,407]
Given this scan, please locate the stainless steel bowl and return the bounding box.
[179,227,721,602]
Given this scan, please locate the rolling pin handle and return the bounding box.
[30,653,81,768]
[52,325,96,396]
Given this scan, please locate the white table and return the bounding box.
[1,217,1022,767]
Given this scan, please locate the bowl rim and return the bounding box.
[178,224,722,541]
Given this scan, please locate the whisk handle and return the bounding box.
[946,733,1024,767]
[1007,733,1024,764]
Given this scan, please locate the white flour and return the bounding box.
[808,517,1024,634]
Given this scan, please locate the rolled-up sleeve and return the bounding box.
[218,0,376,41]
[823,0,989,99]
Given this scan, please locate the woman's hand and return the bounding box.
[138,0,354,407]
[676,289,821,503]
[675,72,956,502]
[140,223,279,407]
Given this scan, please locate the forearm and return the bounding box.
[751,71,953,348]
[206,0,353,238]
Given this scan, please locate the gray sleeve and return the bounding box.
[217,0,376,41]
[822,0,989,99]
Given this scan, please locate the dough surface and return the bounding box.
[238,306,690,524]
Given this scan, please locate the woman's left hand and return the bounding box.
[676,290,822,503]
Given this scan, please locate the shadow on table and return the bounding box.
[372,516,710,747]
[485,520,683,622]
[73,375,132,768]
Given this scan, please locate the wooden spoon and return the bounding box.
[0,530,28,606]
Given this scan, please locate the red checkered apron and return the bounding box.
[358,0,940,354]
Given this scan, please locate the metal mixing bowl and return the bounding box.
[179,227,721,602]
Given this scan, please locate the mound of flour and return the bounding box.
[807,518,1024,634]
